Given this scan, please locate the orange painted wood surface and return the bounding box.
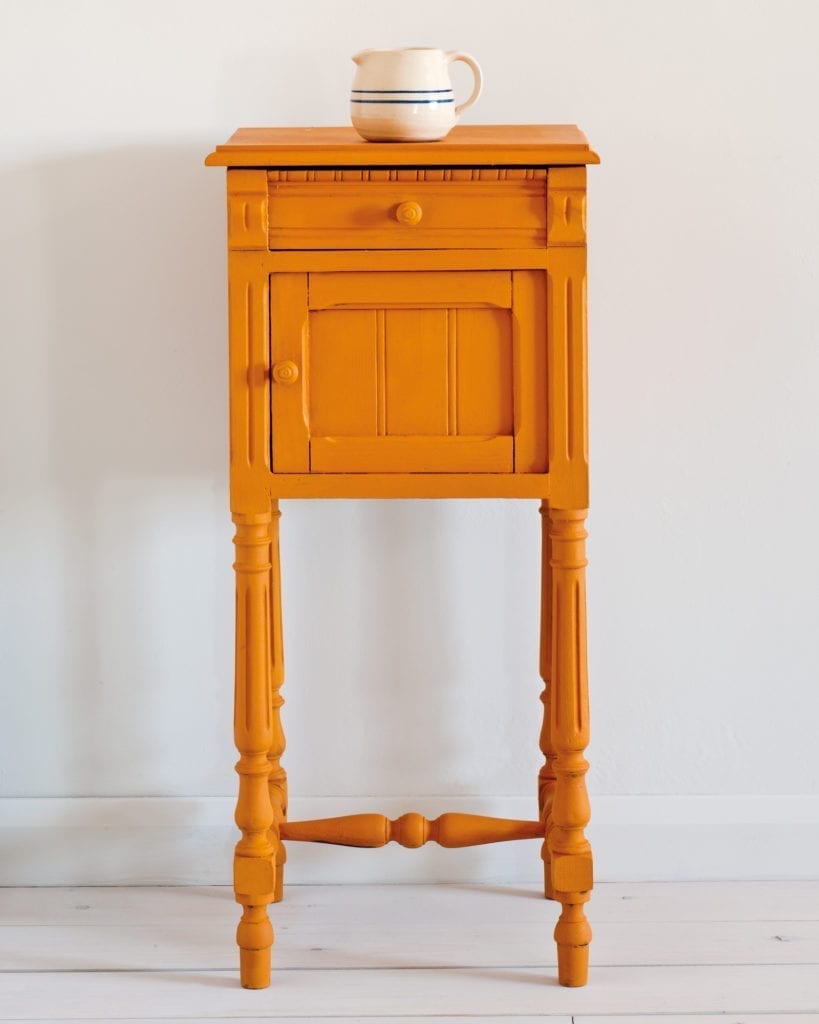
[206,124,599,167]
[548,509,593,986]
[310,436,513,474]
[268,175,547,249]
[267,268,546,476]
[538,501,557,901]
[211,125,597,990]
[280,813,544,849]
[264,473,552,499]
[308,268,511,307]
[264,248,550,271]
[231,510,279,988]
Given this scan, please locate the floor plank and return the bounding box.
[1,965,818,1018]
[576,1017,819,1023]
[2,880,818,925]
[2,1020,573,1024]
[1,1018,816,1024]
[1,883,818,1020]
[2,920,818,971]
[0,1021,572,1024]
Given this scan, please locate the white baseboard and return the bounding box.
[1,795,817,886]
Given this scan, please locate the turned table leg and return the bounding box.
[266,503,287,903]
[548,508,593,987]
[233,509,279,989]
[538,501,557,900]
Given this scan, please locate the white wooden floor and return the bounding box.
[1,882,818,1022]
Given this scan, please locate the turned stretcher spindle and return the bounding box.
[280,812,544,849]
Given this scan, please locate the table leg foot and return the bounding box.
[556,935,589,987]
[239,943,271,989]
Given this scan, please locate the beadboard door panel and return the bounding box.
[270,269,547,475]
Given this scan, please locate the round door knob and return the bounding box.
[395,201,423,226]
[272,361,299,385]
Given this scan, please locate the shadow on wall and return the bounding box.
[29,145,230,795]
[39,145,227,482]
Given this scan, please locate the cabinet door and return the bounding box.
[270,269,546,474]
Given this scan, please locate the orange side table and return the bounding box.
[206,125,599,989]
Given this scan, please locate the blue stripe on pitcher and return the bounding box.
[351,88,454,94]
[350,97,455,104]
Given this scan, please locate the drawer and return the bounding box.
[267,168,547,250]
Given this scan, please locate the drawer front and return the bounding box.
[267,169,547,250]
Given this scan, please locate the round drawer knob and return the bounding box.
[395,200,423,226]
[272,360,299,385]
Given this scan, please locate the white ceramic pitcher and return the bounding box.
[350,48,482,142]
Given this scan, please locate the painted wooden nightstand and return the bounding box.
[205,125,599,990]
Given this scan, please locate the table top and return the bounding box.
[204,125,599,168]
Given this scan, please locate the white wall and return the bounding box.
[2,0,818,883]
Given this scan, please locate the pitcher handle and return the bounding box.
[446,52,483,116]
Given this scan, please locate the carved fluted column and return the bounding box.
[538,500,557,899]
[266,504,287,902]
[548,508,593,987]
[233,510,277,989]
